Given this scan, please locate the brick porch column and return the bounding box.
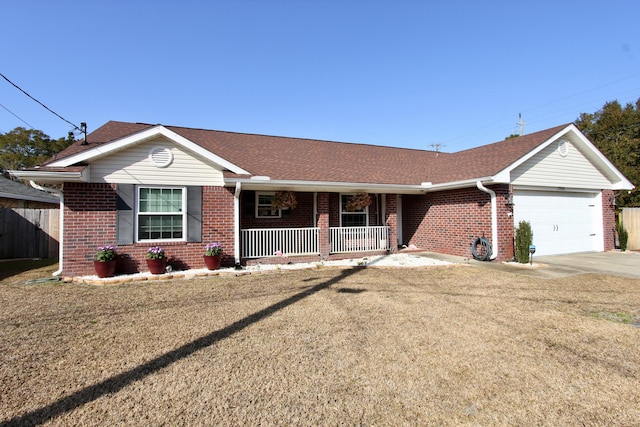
[385,194,398,253]
[317,192,330,259]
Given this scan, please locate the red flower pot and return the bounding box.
[146,258,167,274]
[204,255,222,270]
[94,260,117,278]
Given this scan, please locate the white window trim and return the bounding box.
[255,191,281,218]
[135,185,187,243]
[339,193,369,227]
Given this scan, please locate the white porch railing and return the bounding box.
[240,226,390,258]
[330,226,390,253]
[241,227,319,258]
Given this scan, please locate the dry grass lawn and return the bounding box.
[1,261,639,426]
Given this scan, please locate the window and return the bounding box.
[340,194,368,227]
[137,187,186,241]
[256,192,281,218]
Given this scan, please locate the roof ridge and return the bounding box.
[133,121,441,154]
[451,123,572,155]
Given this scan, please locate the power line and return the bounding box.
[442,73,640,147]
[0,101,36,129]
[0,71,81,131]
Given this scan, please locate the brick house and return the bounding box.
[11,121,633,277]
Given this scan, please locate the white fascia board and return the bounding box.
[424,177,496,191]
[226,177,499,194]
[225,178,427,194]
[567,125,634,190]
[9,168,89,183]
[48,125,251,175]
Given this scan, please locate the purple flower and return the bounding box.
[205,242,223,256]
[96,245,117,262]
[146,246,165,259]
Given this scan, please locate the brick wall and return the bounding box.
[62,183,237,277]
[602,189,616,251]
[329,193,340,227]
[63,183,118,276]
[317,192,330,258]
[384,193,398,252]
[402,185,513,260]
[202,186,236,267]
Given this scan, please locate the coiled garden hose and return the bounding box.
[472,237,492,261]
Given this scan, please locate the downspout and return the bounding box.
[476,181,498,260]
[234,182,242,267]
[30,181,64,275]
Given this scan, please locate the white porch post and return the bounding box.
[234,182,242,266]
[396,194,403,247]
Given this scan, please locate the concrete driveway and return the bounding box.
[532,251,640,279]
[421,251,640,279]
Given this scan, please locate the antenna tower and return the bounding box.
[518,113,526,136]
[429,143,445,156]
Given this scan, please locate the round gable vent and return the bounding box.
[148,146,173,168]
[557,139,569,157]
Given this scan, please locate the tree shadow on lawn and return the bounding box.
[1,267,363,427]
[0,258,58,282]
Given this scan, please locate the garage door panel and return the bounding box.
[513,191,601,256]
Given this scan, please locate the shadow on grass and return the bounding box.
[337,287,366,294]
[0,258,58,282]
[0,267,362,426]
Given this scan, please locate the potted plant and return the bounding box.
[346,192,372,212]
[203,242,223,270]
[272,191,297,210]
[94,245,117,278]
[146,246,167,274]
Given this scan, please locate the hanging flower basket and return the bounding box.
[272,191,297,210]
[346,192,372,212]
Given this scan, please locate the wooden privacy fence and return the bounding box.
[621,208,640,251]
[0,206,59,259]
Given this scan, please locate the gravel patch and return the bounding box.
[72,253,453,284]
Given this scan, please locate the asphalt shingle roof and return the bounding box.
[46,121,571,186]
[0,176,58,203]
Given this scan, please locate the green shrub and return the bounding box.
[515,220,534,263]
[617,220,629,251]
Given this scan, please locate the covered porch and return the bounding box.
[232,188,400,264]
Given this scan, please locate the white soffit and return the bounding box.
[48,125,251,175]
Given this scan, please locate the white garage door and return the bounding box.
[513,190,602,256]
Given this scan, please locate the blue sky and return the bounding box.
[1,0,638,152]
